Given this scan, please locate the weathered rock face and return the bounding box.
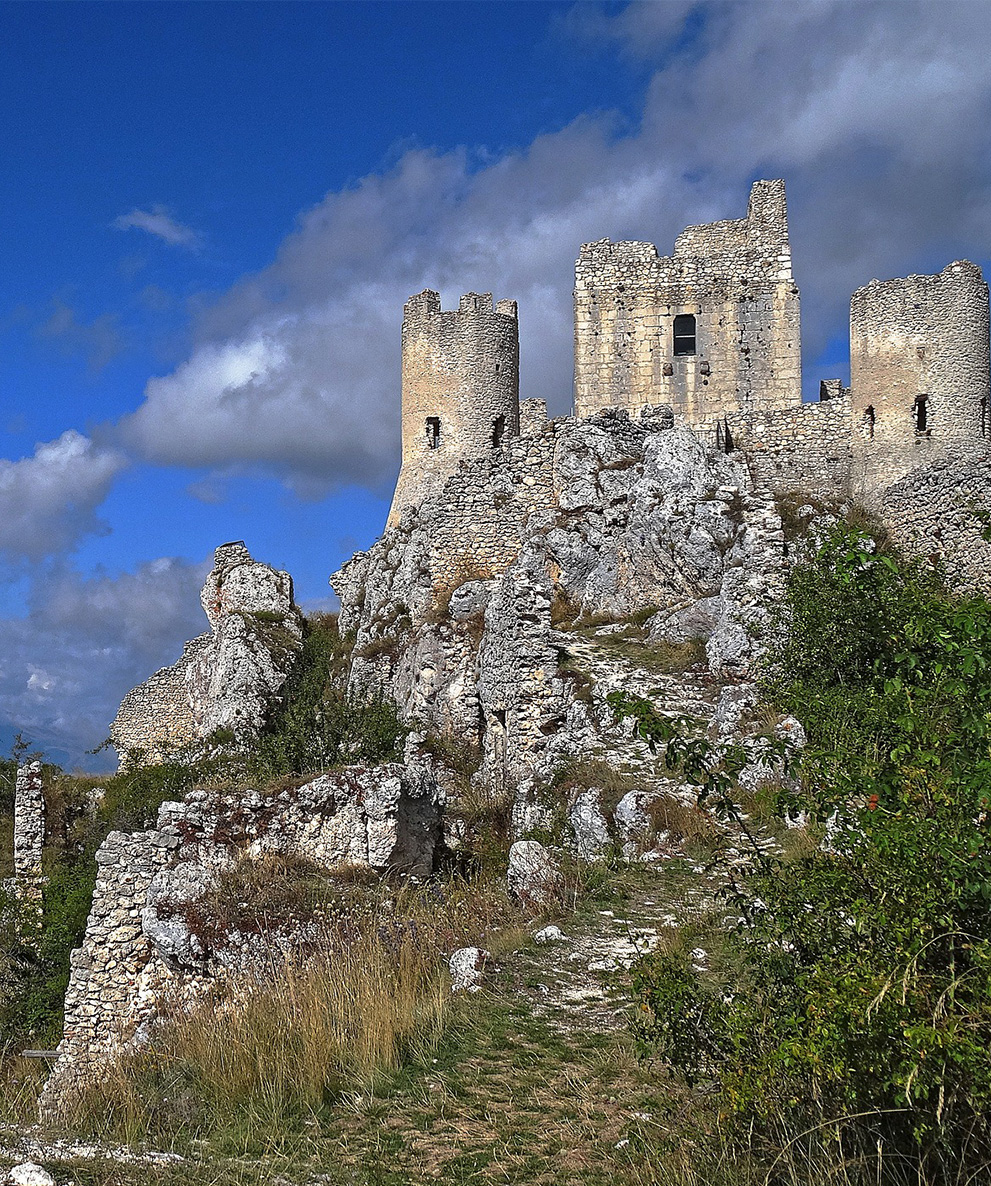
[332,409,786,801]
[111,542,304,767]
[40,752,442,1116]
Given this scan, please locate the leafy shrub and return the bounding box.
[613,524,991,1178]
[252,614,406,778]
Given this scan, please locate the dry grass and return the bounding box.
[57,868,526,1148]
[643,793,722,850]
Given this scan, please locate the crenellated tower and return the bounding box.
[387,290,520,528]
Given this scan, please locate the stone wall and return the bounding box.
[387,291,520,528]
[850,261,991,499]
[574,179,801,428]
[723,395,853,497]
[879,456,991,595]
[111,636,211,763]
[427,420,559,590]
[41,756,442,1116]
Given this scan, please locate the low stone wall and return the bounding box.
[723,396,853,497]
[40,756,441,1117]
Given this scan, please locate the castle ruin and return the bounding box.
[387,179,991,549]
[387,290,521,528]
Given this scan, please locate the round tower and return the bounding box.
[387,290,520,528]
[850,260,991,498]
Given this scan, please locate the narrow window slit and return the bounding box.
[914,395,929,435]
[426,417,441,448]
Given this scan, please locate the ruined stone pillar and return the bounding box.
[13,761,45,916]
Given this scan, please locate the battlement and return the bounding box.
[403,290,519,323]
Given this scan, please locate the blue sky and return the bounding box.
[2,0,991,767]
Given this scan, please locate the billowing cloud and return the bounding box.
[115,1,991,495]
[0,557,209,768]
[113,205,201,248]
[0,432,127,562]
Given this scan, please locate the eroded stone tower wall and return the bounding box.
[850,261,991,500]
[387,291,520,528]
[574,179,801,429]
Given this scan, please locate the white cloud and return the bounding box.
[0,432,127,562]
[0,557,209,767]
[113,204,201,248]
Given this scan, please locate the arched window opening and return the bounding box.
[914,395,929,435]
[492,415,506,448]
[864,405,875,440]
[673,313,697,357]
[426,417,441,449]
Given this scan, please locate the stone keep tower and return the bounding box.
[850,260,991,498]
[387,290,520,528]
[573,179,801,429]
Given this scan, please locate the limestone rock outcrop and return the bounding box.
[332,409,786,804]
[111,542,304,766]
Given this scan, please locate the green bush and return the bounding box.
[612,524,991,1178]
[250,613,406,778]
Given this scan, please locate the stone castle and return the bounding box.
[387,178,991,547]
[37,177,991,1111]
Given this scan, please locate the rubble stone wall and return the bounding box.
[41,758,441,1116]
[723,395,853,496]
[13,762,45,904]
[574,179,801,427]
[879,456,991,595]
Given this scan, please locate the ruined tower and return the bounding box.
[850,260,991,499]
[387,290,520,528]
[573,179,801,430]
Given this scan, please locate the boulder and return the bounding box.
[507,840,562,908]
[449,947,490,993]
[9,1164,55,1186]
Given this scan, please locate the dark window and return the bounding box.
[914,395,929,434]
[982,398,988,438]
[865,405,875,440]
[492,415,506,447]
[426,417,440,448]
[673,313,697,356]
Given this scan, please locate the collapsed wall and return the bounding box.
[111,542,304,766]
[40,750,442,1118]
